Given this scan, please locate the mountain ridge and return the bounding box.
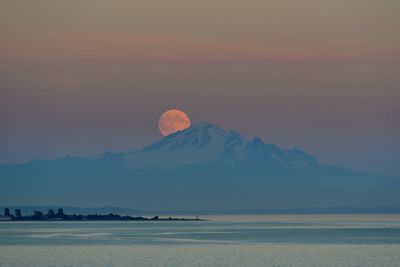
[7,122,317,170]
[0,122,399,210]
[118,122,316,171]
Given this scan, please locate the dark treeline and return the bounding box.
[0,208,201,221]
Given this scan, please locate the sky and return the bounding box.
[0,0,399,176]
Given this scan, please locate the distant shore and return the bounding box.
[0,208,203,222]
[2,206,400,216]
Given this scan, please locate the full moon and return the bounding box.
[158,109,191,136]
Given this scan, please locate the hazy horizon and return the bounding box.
[1,3,400,267]
[1,0,399,177]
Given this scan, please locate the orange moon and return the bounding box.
[158,109,191,136]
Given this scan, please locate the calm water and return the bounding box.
[1,214,400,267]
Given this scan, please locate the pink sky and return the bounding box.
[0,0,399,176]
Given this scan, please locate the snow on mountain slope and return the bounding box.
[122,122,316,170]
[1,122,399,209]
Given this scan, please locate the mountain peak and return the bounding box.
[141,122,227,153]
[250,137,265,146]
[188,122,222,129]
[181,122,226,136]
[123,122,316,170]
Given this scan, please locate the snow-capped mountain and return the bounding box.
[121,122,316,170]
[1,122,399,210]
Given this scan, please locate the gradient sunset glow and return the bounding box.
[0,0,399,176]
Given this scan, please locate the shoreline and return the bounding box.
[0,208,203,222]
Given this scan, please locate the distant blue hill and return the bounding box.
[1,122,399,210]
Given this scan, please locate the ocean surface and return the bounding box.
[1,214,400,267]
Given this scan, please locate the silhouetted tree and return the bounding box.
[47,209,55,218]
[33,210,44,219]
[4,208,11,217]
[15,209,22,219]
[56,208,65,217]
